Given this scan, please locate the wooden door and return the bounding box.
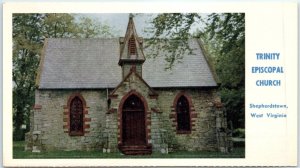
[122,95,146,145]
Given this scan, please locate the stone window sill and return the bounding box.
[69,131,84,136]
[176,130,191,134]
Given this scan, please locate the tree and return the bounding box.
[76,17,116,38]
[149,13,245,130]
[12,13,116,140]
[13,14,44,140]
[43,14,77,38]
[201,13,245,129]
[145,13,201,70]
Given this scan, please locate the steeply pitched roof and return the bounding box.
[119,15,145,65]
[37,38,217,89]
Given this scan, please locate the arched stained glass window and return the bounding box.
[70,97,84,135]
[176,96,191,131]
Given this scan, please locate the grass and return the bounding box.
[13,141,245,159]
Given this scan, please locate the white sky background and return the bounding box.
[77,13,156,37]
[76,13,204,38]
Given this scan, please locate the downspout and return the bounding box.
[106,87,108,106]
[104,87,110,153]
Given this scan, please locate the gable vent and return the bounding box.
[128,35,136,56]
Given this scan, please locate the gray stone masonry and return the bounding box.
[26,90,108,151]
[26,86,231,153]
[156,88,220,151]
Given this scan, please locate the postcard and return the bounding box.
[3,2,298,167]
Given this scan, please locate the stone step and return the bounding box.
[120,145,152,155]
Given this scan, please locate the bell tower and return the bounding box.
[119,14,145,78]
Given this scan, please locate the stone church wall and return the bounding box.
[26,87,229,153]
[155,88,219,152]
[28,89,108,151]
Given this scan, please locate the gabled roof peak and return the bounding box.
[119,15,145,65]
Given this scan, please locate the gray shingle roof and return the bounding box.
[38,38,217,89]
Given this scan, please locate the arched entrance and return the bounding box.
[122,95,146,145]
[118,92,152,155]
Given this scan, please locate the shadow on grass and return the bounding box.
[14,141,245,159]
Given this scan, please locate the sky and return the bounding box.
[77,13,156,37]
[77,13,204,38]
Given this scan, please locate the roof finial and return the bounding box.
[129,13,134,19]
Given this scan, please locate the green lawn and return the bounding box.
[13,141,245,158]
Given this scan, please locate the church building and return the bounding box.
[25,16,231,155]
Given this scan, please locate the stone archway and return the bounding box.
[118,91,152,155]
